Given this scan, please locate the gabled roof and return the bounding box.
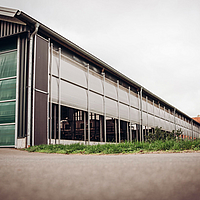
[0,6,17,17]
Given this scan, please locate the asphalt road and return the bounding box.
[0,148,200,200]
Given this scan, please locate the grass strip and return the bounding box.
[24,139,200,155]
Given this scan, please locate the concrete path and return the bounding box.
[0,148,200,200]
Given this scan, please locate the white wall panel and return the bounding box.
[89,91,103,115]
[61,55,87,88]
[142,100,146,112]
[105,98,118,118]
[155,117,160,127]
[52,51,59,76]
[119,103,129,121]
[142,112,148,126]
[148,103,154,114]
[52,76,58,103]
[89,72,103,94]
[105,80,117,100]
[154,107,159,117]
[61,80,87,111]
[130,92,139,108]
[148,114,154,127]
[130,107,139,123]
[119,87,129,105]
[160,109,164,118]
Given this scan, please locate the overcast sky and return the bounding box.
[1,0,200,117]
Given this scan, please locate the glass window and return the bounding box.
[0,125,15,146]
[0,78,16,101]
[0,101,15,124]
[0,51,17,79]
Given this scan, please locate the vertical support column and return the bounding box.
[115,119,117,143]
[100,116,103,142]
[87,64,90,144]
[84,111,86,143]
[102,72,106,143]
[174,108,176,132]
[191,119,193,139]
[47,38,50,145]
[140,87,143,142]
[117,80,120,143]
[58,48,61,144]
[164,106,165,131]
[153,100,155,134]
[129,87,132,142]
[146,96,149,136]
[137,91,140,142]
[54,104,56,144]
[32,34,37,146]
[159,103,160,129]
[15,36,20,148]
[49,43,53,145]
[127,122,129,141]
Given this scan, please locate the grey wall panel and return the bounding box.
[52,76,58,103]
[154,107,159,117]
[166,112,170,121]
[35,35,48,92]
[34,91,47,145]
[155,116,160,127]
[142,112,147,126]
[130,107,139,123]
[142,100,146,112]
[130,92,139,108]
[52,50,59,77]
[90,91,103,115]
[160,109,164,118]
[105,80,117,100]
[105,98,118,118]
[119,87,129,105]
[119,103,129,121]
[89,72,103,94]
[61,80,87,111]
[148,114,154,127]
[148,103,154,114]
[61,55,87,88]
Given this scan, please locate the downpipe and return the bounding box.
[27,23,39,148]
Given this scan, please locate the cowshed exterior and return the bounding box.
[0,6,199,148]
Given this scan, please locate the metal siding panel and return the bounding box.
[142,100,146,112]
[130,107,139,124]
[119,103,129,121]
[105,80,117,100]
[155,116,160,127]
[148,114,154,127]
[130,92,139,108]
[52,51,59,76]
[61,80,87,111]
[61,55,87,88]
[52,76,58,103]
[34,91,47,145]
[105,98,118,118]
[148,103,153,114]
[119,87,129,105]
[142,112,147,126]
[89,72,103,94]
[154,107,159,117]
[89,91,103,115]
[35,35,48,92]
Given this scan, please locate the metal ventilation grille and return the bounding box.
[0,20,26,37]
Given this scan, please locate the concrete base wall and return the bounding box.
[17,138,26,149]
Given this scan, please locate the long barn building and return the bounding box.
[0,6,199,148]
